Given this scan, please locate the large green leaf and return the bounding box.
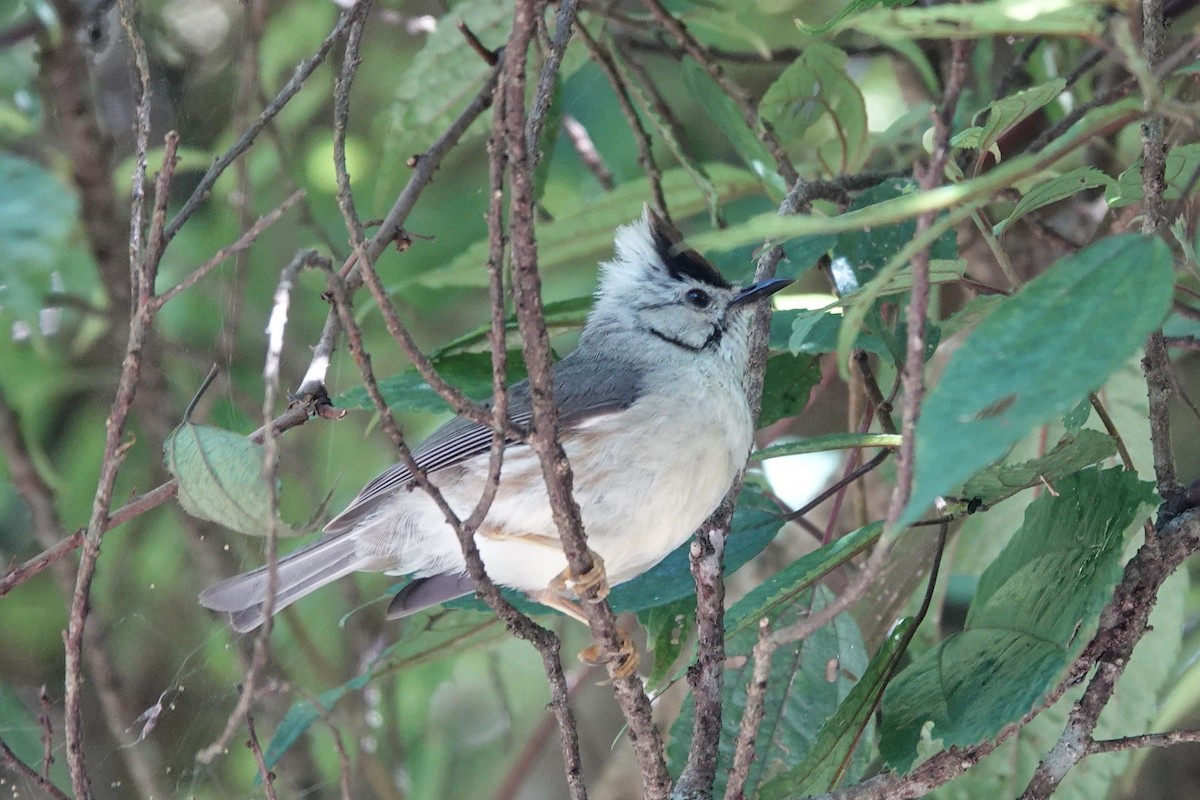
[163,422,285,536]
[380,0,510,196]
[759,354,821,427]
[760,43,869,173]
[667,585,869,798]
[825,0,1108,39]
[952,79,1065,162]
[898,234,1174,530]
[880,468,1157,771]
[760,618,913,798]
[413,163,763,288]
[1106,143,1200,208]
[931,567,1186,800]
[958,428,1117,506]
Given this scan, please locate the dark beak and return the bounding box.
[730,277,793,308]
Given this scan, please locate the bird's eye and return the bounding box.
[685,288,712,309]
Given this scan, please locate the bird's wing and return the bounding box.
[323,352,643,535]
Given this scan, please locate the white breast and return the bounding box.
[353,369,753,594]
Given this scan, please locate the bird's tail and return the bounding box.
[199,535,371,632]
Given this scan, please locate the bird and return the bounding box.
[199,208,791,658]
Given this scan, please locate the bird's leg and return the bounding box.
[481,528,611,601]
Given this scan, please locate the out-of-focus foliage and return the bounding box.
[1,0,1199,798]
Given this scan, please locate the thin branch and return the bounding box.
[526,0,581,157]
[0,735,71,800]
[640,0,797,186]
[575,23,667,217]
[245,710,280,800]
[1089,729,1200,754]
[153,190,305,308]
[163,7,359,246]
[722,618,773,800]
[501,1,670,796]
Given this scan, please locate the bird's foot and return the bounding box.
[552,551,610,603]
[579,629,639,680]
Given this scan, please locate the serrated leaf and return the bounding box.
[380,0,510,197]
[164,423,282,536]
[931,564,1186,800]
[880,468,1157,771]
[667,586,869,798]
[994,167,1113,235]
[958,429,1117,505]
[333,352,528,415]
[415,163,762,288]
[760,43,869,173]
[0,152,78,322]
[899,234,1174,530]
[760,618,913,798]
[796,0,915,35]
[1106,142,1200,208]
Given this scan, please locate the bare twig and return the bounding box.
[640,0,797,186]
[0,735,71,800]
[245,710,280,800]
[163,7,359,246]
[723,618,774,800]
[526,0,581,158]
[575,23,667,217]
[563,114,615,190]
[1089,729,1200,754]
[154,190,305,308]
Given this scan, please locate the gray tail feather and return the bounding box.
[386,572,476,620]
[199,535,370,633]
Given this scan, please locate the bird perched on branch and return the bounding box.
[200,209,790,673]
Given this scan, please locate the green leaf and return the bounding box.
[753,433,903,460]
[668,586,869,798]
[796,0,915,35]
[759,354,821,426]
[0,152,78,322]
[880,467,1157,771]
[958,428,1117,506]
[432,296,592,358]
[971,79,1065,159]
[688,98,1141,256]
[931,563,1186,800]
[416,163,763,288]
[163,422,283,536]
[994,167,1113,235]
[681,62,787,198]
[639,597,696,688]
[334,352,528,415]
[826,0,1108,39]
[725,522,884,643]
[760,618,913,798]
[760,43,870,173]
[1106,143,1200,208]
[899,234,1174,530]
[380,0,510,196]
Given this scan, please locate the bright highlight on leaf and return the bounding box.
[897,234,1174,530]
